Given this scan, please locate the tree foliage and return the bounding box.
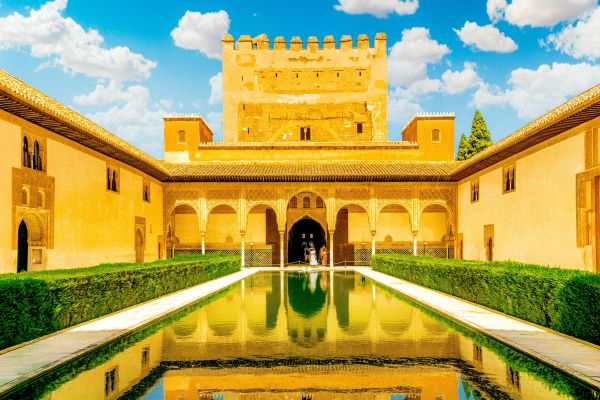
[456,110,493,160]
[468,109,493,155]
[456,133,472,161]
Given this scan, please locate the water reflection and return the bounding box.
[21,271,597,400]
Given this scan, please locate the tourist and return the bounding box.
[319,245,328,266]
[309,243,318,266]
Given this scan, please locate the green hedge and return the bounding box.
[371,254,600,345]
[0,254,240,350]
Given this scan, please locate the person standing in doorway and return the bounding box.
[319,245,328,266]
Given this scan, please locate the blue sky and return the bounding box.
[0,0,599,158]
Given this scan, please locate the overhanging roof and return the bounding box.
[0,70,169,180]
[451,83,600,181]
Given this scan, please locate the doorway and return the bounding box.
[135,229,144,263]
[487,237,493,261]
[594,176,600,273]
[17,220,28,272]
[287,217,325,263]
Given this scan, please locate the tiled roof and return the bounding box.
[163,161,461,182]
[451,83,600,180]
[0,69,169,180]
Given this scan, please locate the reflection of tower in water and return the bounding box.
[285,272,329,347]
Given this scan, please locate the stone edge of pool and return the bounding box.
[0,268,261,395]
[353,267,600,391]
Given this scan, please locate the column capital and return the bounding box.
[412,230,419,236]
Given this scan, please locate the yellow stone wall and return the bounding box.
[0,117,21,273]
[0,111,164,272]
[457,122,595,270]
[402,115,456,161]
[163,116,213,162]
[222,34,388,143]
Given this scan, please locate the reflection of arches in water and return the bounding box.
[287,273,326,317]
[206,293,239,337]
[378,296,413,335]
[265,274,281,330]
[171,313,198,338]
[333,273,355,329]
[421,313,448,335]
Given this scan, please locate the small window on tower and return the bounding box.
[431,129,441,143]
[357,123,363,134]
[177,130,186,144]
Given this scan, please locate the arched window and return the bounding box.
[33,141,40,170]
[21,188,28,206]
[107,168,111,190]
[289,196,298,208]
[111,170,117,192]
[22,137,30,168]
[177,130,186,144]
[316,197,324,208]
[431,129,441,143]
[503,165,516,193]
[303,196,311,208]
[37,190,45,208]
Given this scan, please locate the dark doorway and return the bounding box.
[287,217,325,263]
[17,221,28,272]
[487,238,493,261]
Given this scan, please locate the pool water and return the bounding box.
[7,271,599,400]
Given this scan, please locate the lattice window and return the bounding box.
[316,197,324,208]
[503,165,516,193]
[303,196,311,208]
[177,130,186,144]
[289,196,298,208]
[471,179,480,202]
[431,129,441,143]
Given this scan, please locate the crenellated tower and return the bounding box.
[222,33,388,143]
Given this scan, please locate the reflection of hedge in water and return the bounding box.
[287,273,326,317]
[0,284,239,400]
[374,282,600,400]
[120,357,508,400]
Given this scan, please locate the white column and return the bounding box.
[371,231,376,255]
[329,230,334,268]
[412,231,418,256]
[279,231,285,268]
[241,232,246,268]
[201,232,206,255]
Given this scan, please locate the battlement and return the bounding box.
[222,33,386,52]
[163,113,204,120]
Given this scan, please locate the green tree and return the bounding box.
[468,109,493,155]
[456,133,472,160]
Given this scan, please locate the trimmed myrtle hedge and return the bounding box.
[0,254,240,350]
[372,254,600,345]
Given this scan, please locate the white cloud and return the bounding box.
[334,0,418,18]
[545,7,600,61]
[454,21,517,53]
[206,112,223,140]
[84,84,166,158]
[209,72,223,105]
[171,10,229,60]
[487,0,596,27]
[473,62,600,119]
[388,95,423,124]
[388,27,450,87]
[159,99,173,109]
[0,0,156,81]
[442,62,482,94]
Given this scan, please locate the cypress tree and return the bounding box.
[456,133,472,161]
[468,110,493,155]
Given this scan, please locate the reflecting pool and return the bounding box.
[6,271,598,400]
